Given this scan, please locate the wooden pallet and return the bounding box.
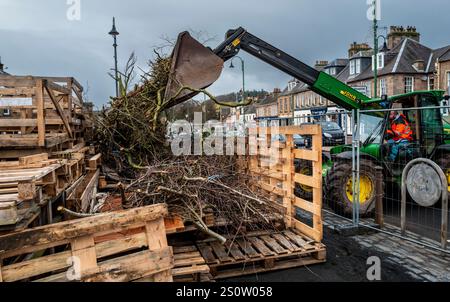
[0,204,173,282]
[196,229,326,279]
[172,245,212,282]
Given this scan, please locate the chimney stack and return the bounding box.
[0,57,4,72]
[314,60,329,70]
[387,25,420,49]
[348,42,371,58]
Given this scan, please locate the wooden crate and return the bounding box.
[0,75,91,151]
[196,229,326,279]
[247,124,324,243]
[0,204,173,282]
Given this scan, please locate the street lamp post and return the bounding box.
[109,17,120,98]
[229,56,245,119]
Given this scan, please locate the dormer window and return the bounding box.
[350,59,361,75]
[327,67,336,76]
[372,53,385,70]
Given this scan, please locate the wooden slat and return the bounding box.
[210,241,233,262]
[283,230,314,250]
[197,243,218,264]
[260,235,288,254]
[1,251,71,282]
[0,204,168,253]
[294,197,321,216]
[247,237,275,256]
[226,243,246,261]
[88,153,101,170]
[235,239,263,258]
[95,232,147,259]
[173,245,197,254]
[172,264,210,276]
[19,153,48,166]
[174,256,205,267]
[257,181,286,197]
[35,80,45,147]
[80,169,99,212]
[293,149,319,162]
[291,220,322,243]
[83,247,173,282]
[294,173,321,189]
[271,233,300,252]
[250,167,286,181]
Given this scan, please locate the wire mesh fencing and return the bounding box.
[353,105,450,251]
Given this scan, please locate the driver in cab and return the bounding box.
[386,111,414,162]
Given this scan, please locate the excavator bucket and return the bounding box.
[164,31,224,107]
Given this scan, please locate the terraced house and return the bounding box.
[277,25,450,129]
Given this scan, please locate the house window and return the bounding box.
[2,109,11,116]
[365,81,372,97]
[355,59,361,74]
[447,72,450,93]
[372,53,385,70]
[428,77,434,90]
[380,78,387,96]
[404,76,414,93]
[350,60,356,75]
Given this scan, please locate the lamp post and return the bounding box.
[229,56,245,118]
[229,56,245,101]
[109,17,120,98]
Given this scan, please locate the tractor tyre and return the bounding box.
[325,160,383,217]
[294,159,313,200]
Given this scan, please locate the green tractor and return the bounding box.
[163,27,450,216]
[324,91,450,216]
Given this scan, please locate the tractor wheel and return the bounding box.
[435,154,450,193]
[294,160,313,200]
[325,160,383,217]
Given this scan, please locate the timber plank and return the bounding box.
[247,237,275,256]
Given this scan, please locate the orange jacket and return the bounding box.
[387,114,413,142]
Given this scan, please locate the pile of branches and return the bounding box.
[92,47,280,242]
[104,156,284,242]
[95,53,174,172]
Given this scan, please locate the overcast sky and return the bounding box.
[1,0,449,108]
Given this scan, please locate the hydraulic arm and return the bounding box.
[165,27,370,110]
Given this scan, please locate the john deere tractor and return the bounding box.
[163,27,450,216]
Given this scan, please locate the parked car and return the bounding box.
[303,121,345,146]
[272,134,306,148]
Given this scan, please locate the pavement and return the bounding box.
[323,210,450,282]
[226,210,450,282]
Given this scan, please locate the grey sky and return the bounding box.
[1,0,449,108]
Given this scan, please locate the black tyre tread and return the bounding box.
[325,160,384,217]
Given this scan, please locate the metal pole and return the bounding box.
[351,109,359,225]
[373,0,378,98]
[113,35,119,98]
[241,58,245,102]
[375,166,384,228]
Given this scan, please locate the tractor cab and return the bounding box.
[362,91,447,177]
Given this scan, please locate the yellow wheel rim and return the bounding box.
[345,175,374,204]
[299,167,312,193]
[446,169,450,192]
